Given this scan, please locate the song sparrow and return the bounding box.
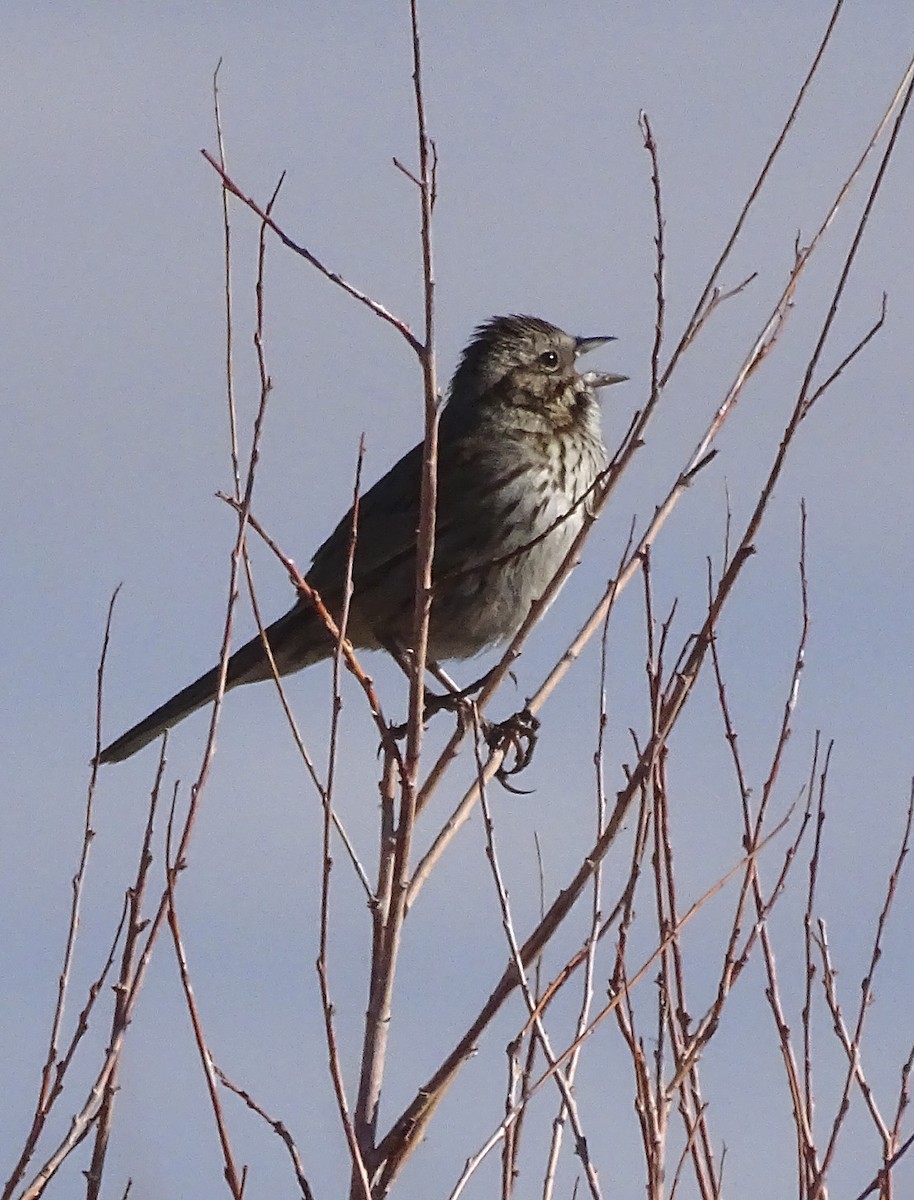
[98,314,626,763]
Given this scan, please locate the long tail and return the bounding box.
[97,607,315,764]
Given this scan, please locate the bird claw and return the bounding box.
[387,703,541,794]
[481,707,541,793]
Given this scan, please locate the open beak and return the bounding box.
[575,334,616,356]
[583,370,629,389]
[575,333,628,388]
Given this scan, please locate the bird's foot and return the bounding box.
[479,707,541,793]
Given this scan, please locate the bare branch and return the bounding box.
[200,149,422,354]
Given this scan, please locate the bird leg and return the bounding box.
[424,663,500,715]
[384,640,495,721]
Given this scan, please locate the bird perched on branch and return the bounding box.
[98,314,627,764]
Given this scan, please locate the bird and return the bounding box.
[97,314,627,764]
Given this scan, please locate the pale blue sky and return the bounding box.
[3,4,914,1198]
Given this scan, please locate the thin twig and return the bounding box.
[811,783,914,1195]
[2,588,120,1200]
[662,0,847,380]
[447,824,789,1198]
[470,709,604,1200]
[212,58,242,500]
[200,150,421,355]
[317,440,373,1200]
[165,807,245,1198]
[216,1067,315,1200]
[86,762,162,1199]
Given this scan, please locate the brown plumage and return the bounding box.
[98,315,626,763]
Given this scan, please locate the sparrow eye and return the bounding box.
[538,350,560,370]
